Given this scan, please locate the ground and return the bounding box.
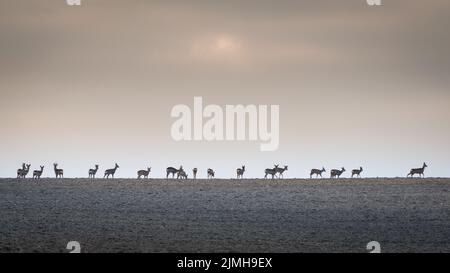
[0,178,449,253]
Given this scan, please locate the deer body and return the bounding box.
[178,169,188,179]
[54,163,63,178]
[89,165,99,178]
[236,165,245,179]
[104,163,119,179]
[330,167,345,178]
[207,168,215,179]
[275,165,288,179]
[264,166,277,179]
[408,163,428,178]
[33,166,44,179]
[137,167,151,179]
[352,167,363,178]
[17,164,31,179]
[310,167,326,178]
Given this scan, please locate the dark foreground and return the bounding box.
[0,178,449,253]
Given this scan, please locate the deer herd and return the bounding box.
[13,162,430,180]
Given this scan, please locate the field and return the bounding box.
[0,178,449,253]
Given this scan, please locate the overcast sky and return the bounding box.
[1,0,449,178]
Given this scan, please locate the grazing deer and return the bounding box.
[310,167,326,178]
[236,165,245,179]
[89,165,99,178]
[207,168,215,179]
[33,166,44,179]
[167,166,182,179]
[193,168,198,179]
[407,163,428,178]
[265,165,278,179]
[18,164,31,179]
[137,167,151,179]
[104,163,119,179]
[275,165,288,179]
[178,169,188,179]
[54,163,64,178]
[352,167,363,178]
[330,167,345,178]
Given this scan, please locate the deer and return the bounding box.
[193,168,198,179]
[18,164,31,179]
[310,167,326,178]
[236,165,245,179]
[407,163,428,178]
[264,165,278,179]
[17,163,26,178]
[178,169,188,180]
[352,167,363,178]
[104,163,119,179]
[89,165,99,178]
[330,167,345,178]
[167,166,182,179]
[275,165,288,179]
[207,168,215,179]
[54,163,64,178]
[137,167,151,179]
[33,166,44,179]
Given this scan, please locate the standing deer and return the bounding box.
[104,163,119,179]
[275,165,288,179]
[89,165,99,178]
[352,167,363,178]
[207,168,215,179]
[193,168,198,179]
[54,163,63,178]
[167,166,182,179]
[18,164,31,179]
[137,167,151,179]
[33,166,44,179]
[236,165,245,179]
[310,167,326,178]
[264,165,278,179]
[330,167,345,178]
[407,163,428,178]
[17,163,25,178]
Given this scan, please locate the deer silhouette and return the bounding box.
[193,168,198,179]
[178,169,188,179]
[104,163,119,179]
[167,166,182,179]
[408,163,428,178]
[207,168,215,179]
[275,165,288,179]
[137,167,151,179]
[33,166,44,179]
[236,165,245,179]
[264,165,278,179]
[17,164,31,179]
[330,167,345,178]
[310,167,326,178]
[352,167,363,178]
[53,163,63,178]
[89,165,99,178]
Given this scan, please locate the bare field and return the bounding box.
[0,178,449,253]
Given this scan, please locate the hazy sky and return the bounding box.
[1,0,449,178]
